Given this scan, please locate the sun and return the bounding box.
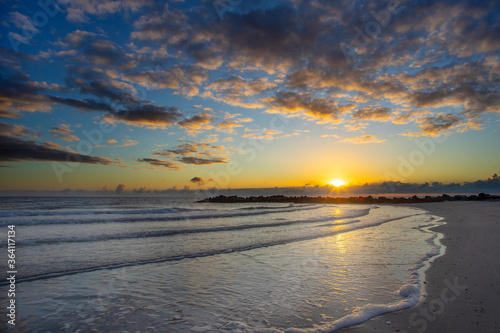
[328,179,346,187]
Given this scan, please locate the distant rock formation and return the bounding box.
[198,193,500,204]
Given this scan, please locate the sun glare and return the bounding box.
[328,179,346,187]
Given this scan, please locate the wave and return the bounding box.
[0,206,209,218]
[13,218,363,247]
[0,205,326,226]
[2,213,422,284]
[237,204,314,210]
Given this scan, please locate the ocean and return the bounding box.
[0,196,445,332]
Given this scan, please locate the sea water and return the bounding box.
[0,196,445,332]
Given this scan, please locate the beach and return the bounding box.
[339,201,500,333]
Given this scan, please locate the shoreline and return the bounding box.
[338,201,500,333]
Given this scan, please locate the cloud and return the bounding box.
[103,104,182,128]
[404,114,463,137]
[124,65,208,96]
[48,96,114,112]
[190,176,205,185]
[0,69,54,116]
[242,128,284,141]
[3,0,500,179]
[0,121,40,139]
[0,135,115,165]
[0,110,23,119]
[205,76,276,108]
[216,120,243,134]
[352,107,392,122]
[340,135,386,144]
[64,30,98,47]
[136,158,181,170]
[179,156,228,165]
[59,0,152,23]
[84,39,128,67]
[63,64,139,99]
[265,91,355,124]
[172,141,226,156]
[119,139,138,147]
[115,183,127,194]
[50,124,80,142]
[176,112,214,133]
[130,4,189,42]
[152,140,230,166]
[8,12,39,33]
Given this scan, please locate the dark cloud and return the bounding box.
[0,121,40,139]
[179,156,228,165]
[265,91,354,123]
[61,0,152,23]
[205,75,276,108]
[115,184,127,194]
[154,141,227,157]
[0,69,53,116]
[48,96,114,112]
[131,5,189,42]
[0,110,23,119]
[344,173,500,194]
[84,39,127,67]
[0,63,118,119]
[219,5,309,73]
[103,104,182,128]
[124,65,208,96]
[133,186,151,194]
[352,107,392,121]
[0,135,114,165]
[416,114,463,137]
[69,77,142,107]
[190,176,205,185]
[136,158,181,170]
[176,112,214,133]
[151,140,229,166]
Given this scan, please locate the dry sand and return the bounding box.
[339,201,500,333]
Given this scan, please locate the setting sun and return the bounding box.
[328,179,346,187]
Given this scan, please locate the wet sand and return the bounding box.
[339,201,500,333]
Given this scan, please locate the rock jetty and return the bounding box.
[198,193,500,204]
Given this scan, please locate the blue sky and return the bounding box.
[0,0,499,193]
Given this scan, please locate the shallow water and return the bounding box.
[0,197,444,332]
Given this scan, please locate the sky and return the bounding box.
[0,0,499,193]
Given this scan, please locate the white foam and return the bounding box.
[225,284,419,333]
